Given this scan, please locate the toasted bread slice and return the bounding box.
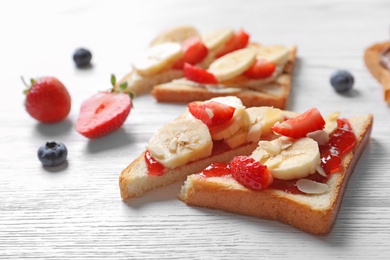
[364,41,390,105]
[178,114,373,235]
[119,96,286,199]
[115,26,255,96]
[119,143,258,199]
[151,45,297,108]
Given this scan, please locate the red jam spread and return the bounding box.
[200,118,357,194]
[145,150,165,176]
[145,140,231,176]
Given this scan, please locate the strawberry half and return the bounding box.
[183,63,218,84]
[75,75,133,139]
[271,108,326,138]
[23,77,71,123]
[76,92,131,138]
[188,101,235,127]
[230,156,273,191]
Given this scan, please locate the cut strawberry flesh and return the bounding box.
[76,92,131,139]
[172,36,208,69]
[188,101,236,127]
[271,108,326,138]
[215,29,250,58]
[243,59,276,79]
[230,156,272,190]
[183,63,218,84]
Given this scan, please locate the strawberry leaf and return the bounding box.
[111,74,116,87]
[119,81,128,90]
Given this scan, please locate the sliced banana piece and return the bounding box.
[254,45,290,66]
[201,28,234,51]
[209,107,250,140]
[208,48,256,81]
[251,137,320,180]
[206,96,249,141]
[150,25,200,46]
[146,118,212,169]
[324,111,340,135]
[225,129,248,148]
[246,107,284,142]
[133,42,183,76]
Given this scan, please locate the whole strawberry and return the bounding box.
[75,75,134,139]
[23,77,71,123]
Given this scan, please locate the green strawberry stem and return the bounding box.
[110,74,135,106]
[21,76,36,94]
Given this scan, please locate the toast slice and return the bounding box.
[178,113,373,235]
[364,41,390,105]
[151,44,297,109]
[114,26,254,96]
[119,96,286,199]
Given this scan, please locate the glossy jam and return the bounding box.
[201,118,357,194]
[145,140,231,176]
[200,162,230,177]
[145,150,165,176]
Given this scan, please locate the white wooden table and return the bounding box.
[1,0,390,259]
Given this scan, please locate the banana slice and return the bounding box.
[201,28,234,51]
[225,129,248,148]
[246,107,284,142]
[208,48,256,81]
[254,45,290,66]
[324,111,340,135]
[146,118,213,169]
[209,107,250,140]
[206,96,249,141]
[150,25,200,46]
[251,137,320,180]
[133,42,183,76]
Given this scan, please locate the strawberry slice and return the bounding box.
[271,108,326,138]
[188,101,236,127]
[183,63,218,84]
[172,36,208,69]
[230,156,273,190]
[76,92,132,138]
[243,59,276,79]
[215,29,250,58]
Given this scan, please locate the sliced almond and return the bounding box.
[296,179,329,194]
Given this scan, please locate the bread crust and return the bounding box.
[151,46,297,109]
[178,114,373,235]
[364,41,390,105]
[119,142,259,200]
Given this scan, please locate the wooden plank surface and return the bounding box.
[1,0,390,258]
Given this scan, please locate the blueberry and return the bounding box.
[330,70,354,93]
[37,142,68,167]
[73,48,92,68]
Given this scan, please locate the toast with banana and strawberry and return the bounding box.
[364,41,390,105]
[151,43,297,108]
[119,96,286,199]
[115,26,252,96]
[178,108,373,235]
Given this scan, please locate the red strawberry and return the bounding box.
[188,101,236,127]
[23,77,71,123]
[243,59,276,79]
[75,75,133,139]
[183,63,218,84]
[230,156,273,190]
[271,108,326,138]
[172,36,208,69]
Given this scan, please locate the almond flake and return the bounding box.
[316,165,327,177]
[296,179,329,194]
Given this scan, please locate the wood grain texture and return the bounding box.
[1,0,390,259]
